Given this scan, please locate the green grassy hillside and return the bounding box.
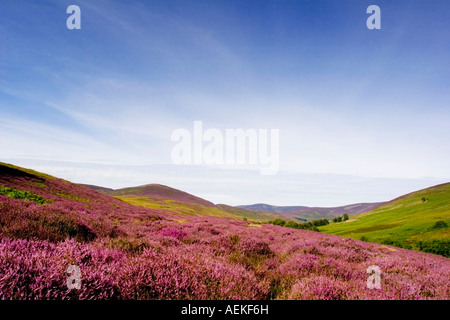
[84,184,287,222]
[113,195,289,222]
[319,183,450,256]
[114,194,234,218]
[109,184,216,207]
[217,204,289,221]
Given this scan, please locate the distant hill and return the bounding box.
[320,183,450,257]
[80,184,114,193]
[239,204,307,213]
[216,204,290,222]
[83,184,286,222]
[239,202,384,221]
[107,184,216,207]
[282,203,385,221]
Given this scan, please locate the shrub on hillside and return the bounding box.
[416,240,450,257]
[312,219,329,227]
[432,220,448,230]
[267,219,321,231]
[271,219,286,226]
[284,221,299,229]
[332,216,343,223]
[382,238,450,258]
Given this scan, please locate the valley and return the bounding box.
[0,162,448,300]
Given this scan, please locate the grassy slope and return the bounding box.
[319,183,450,254]
[0,162,58,181]
[217,204,288,221]
[113,194,287,222]
[238,204,307,213]
[114,195,233,218]
[85,183,288,222]
[109,184,216,207]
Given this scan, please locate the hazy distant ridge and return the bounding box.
[239,202,385,221]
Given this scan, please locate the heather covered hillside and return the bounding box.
[0,162,168,242]
[0,163,449,300]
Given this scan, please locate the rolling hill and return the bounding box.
[239,203,308,213]
[0,162,449,300]
[240,202,385,221]
[105,184,216,207]
[319,183,450,257]
[82,183,287,222]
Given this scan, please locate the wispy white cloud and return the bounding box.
[1,1,449,205]
[0,117,145,164]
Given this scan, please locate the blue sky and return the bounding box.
[1,0,449,206]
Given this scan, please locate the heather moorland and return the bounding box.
[0,162,448,300]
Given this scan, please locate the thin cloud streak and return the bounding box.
[0,1,449,205]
